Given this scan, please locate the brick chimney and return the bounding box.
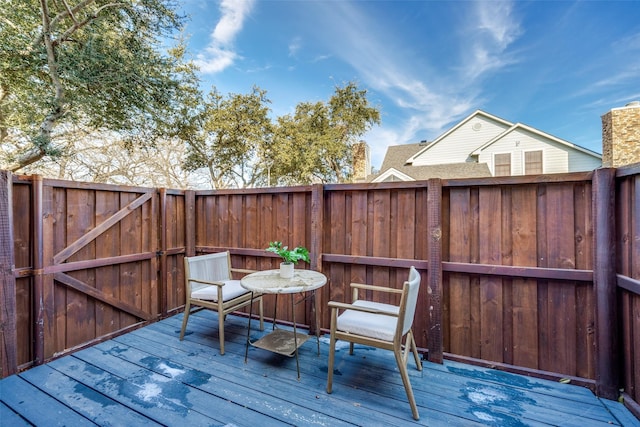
[352,141,371,182]
[601,101,640,167]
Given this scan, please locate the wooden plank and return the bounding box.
[88,339,353,427]
[43,183,60,361]
[119,192,142,327]
[574,181,595,379]
[632,294,640,405]
[469,187,481,360]
[427,179,443,363]
[32,176,45,365]
[158,188,168,315]
[310,184,325,330]
[545,183,577,375]
[19,364,163,426]
[146,187,159,318]
[162,311,624,426]
[147,314,478,426]
[0,374,96,426]
[372,189,391,305]
[95,190,121,336]
[478,186,503,362]
[47,353,230,426]
[257,193,274,272]
[448,187,472,356]
[323,253,428,269]
[217,194,230,246]
[54,272,150,320]
[0,171,17,378]
[230,193,243,249]
[243,193,258,263]
[119,322,439,426]
[65,188,96,348]
[328,190,346,307]
[184,190,195,257]
[292,192,308,324]
[511,185,539,369]
[536,184,550,372]
[501,187,513,365]
[621,291,634,405]
[10,181,31,368]
[53,191,153,264]
[396,189,416,259]
[1,402,32,426]
[350,190,368,257]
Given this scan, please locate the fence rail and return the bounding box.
[0,166,638,418]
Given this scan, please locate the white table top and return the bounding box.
[240,269,327,294]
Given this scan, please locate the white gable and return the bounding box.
[371,168,415,183]
[474,124,602,175]
[408,111,512,166]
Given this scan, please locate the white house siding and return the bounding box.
[477,128,601,175]
[566,150,602,172]
[412,116,510,166]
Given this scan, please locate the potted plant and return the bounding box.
[266,241,310,278]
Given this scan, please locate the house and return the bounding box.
[367,110,602,182]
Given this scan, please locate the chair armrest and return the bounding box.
[328,301,399,317]
[349,282,403,294]
[230,267,257,275]
[188,278,224,287]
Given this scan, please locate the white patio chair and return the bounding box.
[179,251,264,355]
[326,266,422,420]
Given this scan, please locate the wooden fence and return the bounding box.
[0,166,638,418]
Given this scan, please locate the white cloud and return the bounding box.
[309,2,482,145]
[289,37,302,57]
[463,1,522,80]
[195,0,255,74]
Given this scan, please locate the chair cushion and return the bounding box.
[191,280,249,302]
[337,300,399,341]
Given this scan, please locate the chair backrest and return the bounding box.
[185,252,232,285]
[400,266,421,336]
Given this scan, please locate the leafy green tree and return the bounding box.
[183,86,273,189]
[0,0,192,171]
[270,82,380,184]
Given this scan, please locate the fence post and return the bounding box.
[0,171,17,378]
[427,178,443,363]
[593,167,619,399]
[309,184,324,335]
[32,175,45,365]
[158,188,167,316]
[185,190,196,257]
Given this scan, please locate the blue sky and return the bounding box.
[177,0,640,170]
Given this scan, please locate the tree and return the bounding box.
[183,86,273,189]
[0,0,192,171]
[269,82,380,184]
[24,129,209,189]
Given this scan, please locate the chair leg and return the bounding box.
[408,330,422,371]
[218,308,225,355]
[326,308,337,393]
[394,348,420,420]
[179,302,191,341]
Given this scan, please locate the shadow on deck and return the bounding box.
[1,310,637,426]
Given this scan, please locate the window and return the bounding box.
[524,150,543,175]
[494,153,511,176]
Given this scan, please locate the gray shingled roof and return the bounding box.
[369,143,492,182]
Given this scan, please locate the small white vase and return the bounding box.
[280,262,294,278]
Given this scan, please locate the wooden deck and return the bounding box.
[1,310,638,426]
